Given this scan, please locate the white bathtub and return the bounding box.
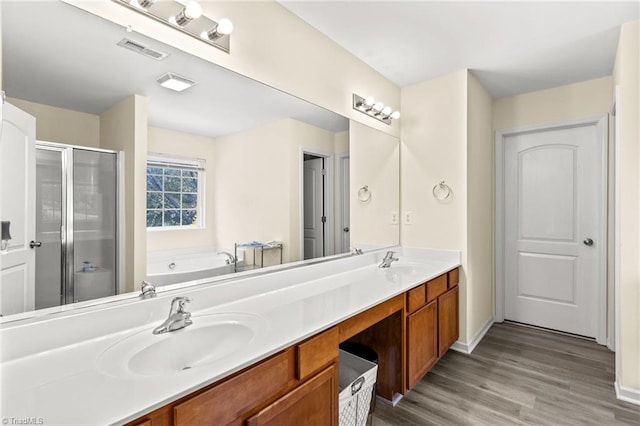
[146,247,245,286]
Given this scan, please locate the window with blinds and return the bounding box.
[146,155,205,229]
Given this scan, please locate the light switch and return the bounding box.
[404,211,413,225]
[391,211,399,225]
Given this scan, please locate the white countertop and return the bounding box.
[0,247,460,425]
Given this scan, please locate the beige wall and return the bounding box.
[7,97,100,148]
[613,20,640,393]
[400,70,494,343]
[146,126,216,252]
[100,95,148,292]
[350,121,400,248]
[493,76,613,130]
[466,72,494,341]
[401,70,468,339]
[61,0,400,138]
[213,118,339,264]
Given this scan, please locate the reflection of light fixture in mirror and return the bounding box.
[114,0,232,53]
[201,18,234,41]
[133,0,155,9]
[352,94,400,125]
[1,221,11,252]
[157,72,197,92]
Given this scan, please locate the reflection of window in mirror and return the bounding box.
[146,155,205,229]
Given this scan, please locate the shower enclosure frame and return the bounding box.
[36,141,122,305]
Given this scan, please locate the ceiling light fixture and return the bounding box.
[114,0,232,53]
[157,72,197,92]
[352,94,400,124]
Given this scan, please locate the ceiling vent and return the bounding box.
[117,38,169,61]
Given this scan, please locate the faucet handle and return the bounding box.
[171,296,191,313]
[140,280,156,298]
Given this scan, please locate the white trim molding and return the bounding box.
[451,316,495,354]
[495,116,608,344]
[615,381,640,406]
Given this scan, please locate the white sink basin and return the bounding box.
[382,261,431,275]
[97,312,266,378]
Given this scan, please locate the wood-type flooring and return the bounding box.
[372,322,640,425]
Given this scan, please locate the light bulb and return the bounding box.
[364,96,375,107]
[175,1,202,25]
[373,102,384,112]
[184,1,202,19]
[390,111,401,120]
[381,106,392,116]
[216,18,233,35]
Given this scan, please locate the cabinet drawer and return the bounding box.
[426,274,448,302]
[296,327,338,381]
[448,268,459,289]
[247,364,338,426]
[173,350,292,425]
[406,283,426,314]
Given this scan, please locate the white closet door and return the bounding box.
[504,119,604,337]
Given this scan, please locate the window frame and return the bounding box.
[146,153,206,231]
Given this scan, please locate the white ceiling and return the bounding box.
[280,1,640,98]
[1,1,347,137]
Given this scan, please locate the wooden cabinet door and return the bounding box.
[406,300,437,390]
[438,286,459,357]
[247,365,338,426]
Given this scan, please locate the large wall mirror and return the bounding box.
[0,0,399,321]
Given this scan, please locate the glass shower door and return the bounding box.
[34,147,64,309]
[71,149,118,303]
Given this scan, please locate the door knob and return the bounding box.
[29,240,42,249]
[343,227,350,232]
[583,238,594,246]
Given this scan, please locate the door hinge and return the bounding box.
[321,169,326,176]
[321,216,327,223]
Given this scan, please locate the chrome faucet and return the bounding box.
[378,251,399,268]
[153,297,193,334]
[352,248,364,255]
[140,280,156,298]
[217,251,237,265]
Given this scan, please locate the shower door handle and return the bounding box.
[29,240,42,249]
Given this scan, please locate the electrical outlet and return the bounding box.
[404,211,413,225]
[391,211,399,225]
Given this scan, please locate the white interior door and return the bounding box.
[504,119,605,338]
[339,156,350,253]
[0,102,36,316]
[303,157,324,260]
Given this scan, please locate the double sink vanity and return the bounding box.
[0,247,460,425]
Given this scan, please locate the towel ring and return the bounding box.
[432,181,452,201]
[358,185,372,203]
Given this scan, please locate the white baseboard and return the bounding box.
[615,381,640,406]
[450,316,494,354]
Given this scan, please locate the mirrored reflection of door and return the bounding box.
[35,147,64,309]
[73,149,117,303]
[303,156,325,260]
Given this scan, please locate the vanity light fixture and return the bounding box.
[171,1,202,26]
[352,94,400,125]
[201,18,234,41]
[114,0,233,53]
[157,72,197,92]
